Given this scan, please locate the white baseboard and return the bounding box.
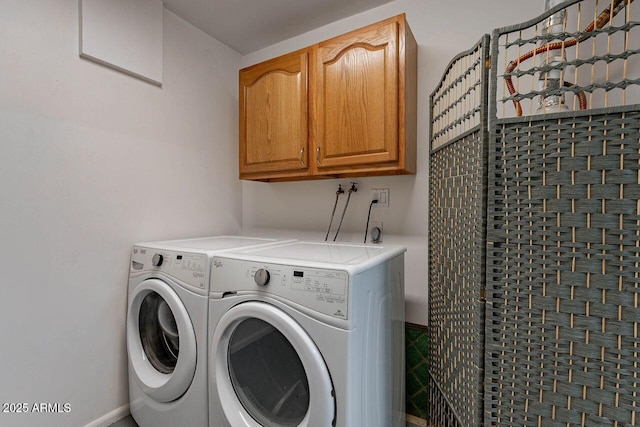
[84,404,130,427]
[84,406,424,427]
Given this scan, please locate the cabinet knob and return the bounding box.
[316,146,321,166]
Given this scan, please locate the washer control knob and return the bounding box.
[152,254,164,267]
[254,268,270,286]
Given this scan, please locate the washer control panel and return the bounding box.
[131,246,207,289]
[214,258,349,320]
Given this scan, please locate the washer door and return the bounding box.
[127,279,197,403]
[212,301,335,427]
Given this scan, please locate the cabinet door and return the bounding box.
[312,18,399,172]
[239,50,309,179]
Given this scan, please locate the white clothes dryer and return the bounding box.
[207,241,406,427]
[127,236,290,427]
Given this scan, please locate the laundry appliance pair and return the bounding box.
[127,236,405,427]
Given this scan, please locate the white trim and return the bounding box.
[83,404,130,427]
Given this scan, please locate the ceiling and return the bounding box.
[163,0,394,55]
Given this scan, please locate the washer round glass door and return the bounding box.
[211,301,335,427]
[127,278,197,403]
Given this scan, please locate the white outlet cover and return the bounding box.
[371,188,389,208]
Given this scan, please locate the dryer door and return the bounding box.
[211,301,335,427]
[127,278,197,403]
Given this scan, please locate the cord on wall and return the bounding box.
[364,199,379,243]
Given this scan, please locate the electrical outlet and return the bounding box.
[370,188,389,208]
[370,221,383,243]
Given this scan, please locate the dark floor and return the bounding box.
[108,414,425,427]
[108,415,138,427]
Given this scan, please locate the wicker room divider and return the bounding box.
[429,1,640,425]
[429,35,490,427]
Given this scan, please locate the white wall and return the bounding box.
[0,1,241,426]
[0,0,591,424]
[241,0,542,326]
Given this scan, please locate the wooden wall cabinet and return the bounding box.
[239,14,417,182]
[239,49,310,180]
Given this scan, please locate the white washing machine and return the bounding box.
[126,236,292,427]
[207,241,406,427]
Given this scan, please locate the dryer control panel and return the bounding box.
[131,246,207,289]
[212,257,349,320]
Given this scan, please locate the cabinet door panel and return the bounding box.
[314,21,398,170]
[240,51,308,178]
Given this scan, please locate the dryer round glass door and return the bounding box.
[211,301,335,427]
[230,318,309,425]
[139,292,180,373]
[127,279,197,403]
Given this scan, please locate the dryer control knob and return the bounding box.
[254,269,270,286]
[152,253,164,267]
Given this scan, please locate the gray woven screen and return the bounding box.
[486,107,640,427]
[429,35,490,427]
[486,0,640,425]
[491,0,640,120]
